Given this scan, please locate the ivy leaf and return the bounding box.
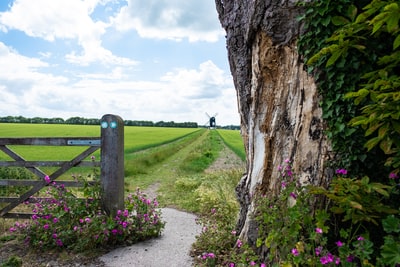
[383,2,400,33]
[347,4,358,22]
[394,34,400,50]
[332,16,350,26]
[380,137,394,154]
[365,122,383,136]
[349,200,363,210]
[326,48,344,67]
[365,136,382,151]
[392,121,400,134]
[378,123,389,139]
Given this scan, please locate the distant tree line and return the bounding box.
[0,116,199,128]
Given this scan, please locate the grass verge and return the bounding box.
[217,129,246,161]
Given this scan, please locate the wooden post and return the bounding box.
[100,114,124,216]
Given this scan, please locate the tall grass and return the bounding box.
[179,130,223,173]
[217,129,246,161]
[124,129,205,176]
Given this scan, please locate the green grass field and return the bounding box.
[217,129,246,160]
[0,123,201,160]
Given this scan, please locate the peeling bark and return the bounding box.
[215,0,332,245]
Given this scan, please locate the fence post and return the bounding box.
[100,114,124,216]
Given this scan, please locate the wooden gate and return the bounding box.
[0,114,124,218]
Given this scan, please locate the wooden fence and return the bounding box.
[0,114,124,218]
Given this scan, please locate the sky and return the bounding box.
[0,0,240,126]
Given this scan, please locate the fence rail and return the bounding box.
[0,114,124,219]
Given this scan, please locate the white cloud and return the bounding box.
[0,42,237,124]
[161,61,231,99]
[0,0,137,66]
[112,0,224,42]
[0,42,67,90]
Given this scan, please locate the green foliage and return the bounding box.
[192,160,400,266]
[310,176,396,225]
[305,0,400,172]
[380,215,400,265]
[298,0,395,178]
[9,175,164,252]
[0,255,22,267]
[186,170,242,266]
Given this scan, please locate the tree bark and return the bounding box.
[215,0,332,245]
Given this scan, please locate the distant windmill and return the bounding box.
[205,112,218,129]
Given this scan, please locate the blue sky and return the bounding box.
[0,0,239,126]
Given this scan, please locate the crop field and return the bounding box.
[0,123,201,160]
[217,129,245,160]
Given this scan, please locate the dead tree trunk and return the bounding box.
[215,0,332,245]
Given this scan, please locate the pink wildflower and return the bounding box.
[207,253,215,258]
[336,240,343,247]
[44,175,51,183]
[316,228,323,234]
[291,248,299,256]
[315,246,322,256]
[389,172,399,179]
[336,169,348,175]
[123,209,129,217]
[56,239,63,246]
[236,239,242,248]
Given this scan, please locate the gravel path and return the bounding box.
[99,208,202,267]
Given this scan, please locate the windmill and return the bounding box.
[205,112,218,129]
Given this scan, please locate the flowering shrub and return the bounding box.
[11,175,164,252]
[192,159,399,266]
[252,162,400,266]
[192,207,239,266]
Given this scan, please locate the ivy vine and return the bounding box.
[297,0,398,179]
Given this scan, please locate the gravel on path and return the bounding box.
[99,208,202,267]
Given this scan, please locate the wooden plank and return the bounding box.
[0,137,100,146]
[2,213,33,219]
[0,145,47,179]
[0,146,100,216]
[0,161,100,167]
[0,180,96,187]
[0,196,98,203]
